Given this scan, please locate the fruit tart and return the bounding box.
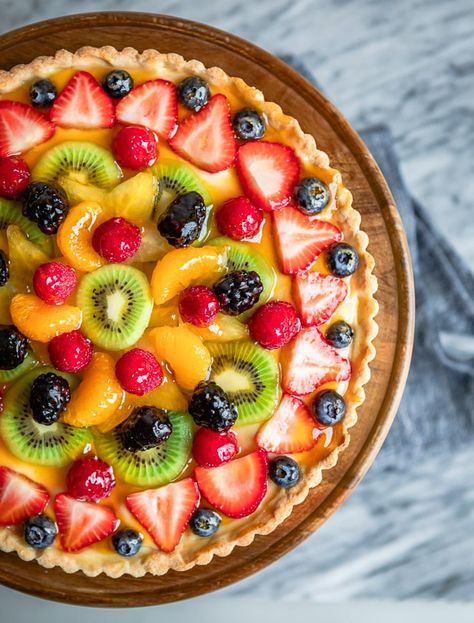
[0,46,377,577]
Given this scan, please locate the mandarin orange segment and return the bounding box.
[56,201,105,273]
[63,352,124,428]
[10,294,82,343]
[151,246,227,305]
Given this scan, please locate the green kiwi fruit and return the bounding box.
[207,340,280,426]
[32,141,121,189]
[152,159,212,217]
[0,351,37,384]
[93,412,193,486]
[0,367,90,467]
[0,198,52,254]
[76,264,153,351]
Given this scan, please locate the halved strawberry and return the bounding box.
[126,478,199,553]
[283,326,351,395]
[0,466,49,526]
[50,71,115,129]
[116,79,178,140]
[54,493,117,552]
[294,271,348,326]
[0,101,55,157]
[235,141,299,211]
[195,449,267,518]
[257,394,320,454]
[169,94,236,173]
[273,207,342,274]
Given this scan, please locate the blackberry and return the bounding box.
[326,321,354,349]
[294,176,330,215]
[22,181,69,235]
[24,514,57,549]
[29,372,71,425]
[0,324,28,370]
[269,456,300,489]
[29,79,57,108]
[157,191,206,247]
[178,76,210,112]
[112,529,143,557]
[312,390,346,426]
[0,250,9,286]
[233,108,266,141]
[189,381,238,432]
[102,69,134,99]
[189,508,221,537]
[327,242,359,277]
[213,270,263,316]
[120,406,172,452]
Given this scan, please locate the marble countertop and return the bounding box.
[1,0,474,609]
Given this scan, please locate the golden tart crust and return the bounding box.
[0,46,378,577]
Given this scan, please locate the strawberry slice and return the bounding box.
[0,466,49,526]
[126,478,199,553]
[50,71,115,129]
[54,493,117,552]
[294,271,348,326]
[257,394,320,453]
[283,326,351,395]
[0,101,55,157]
[169,94,236,173]
[195,449,267,518]
[116,79,178,140]
[273,207,342,274]
[235,141,299,211]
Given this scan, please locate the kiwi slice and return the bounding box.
[0,351,37,384]
[77,264,153,351]
[0,367,90,467]
[0,198,52,254]
[207,341,280,426]
[152,159,212,217]
[32,141,121,189]
[93,412,193,486]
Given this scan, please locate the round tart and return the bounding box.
[0,46,377,577]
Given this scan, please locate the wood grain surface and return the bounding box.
[0,12,415,607]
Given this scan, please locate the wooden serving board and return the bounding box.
[0,12,415,607]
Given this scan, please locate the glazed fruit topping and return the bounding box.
[116,79,178,140]
[248,300,301,350]
[33,261,77,305]
[48,330,93,373]
[195,448,268,519]
[169,94,237,173]
[179,285,220,327]
[22,181,69,235]
[92,216,142,262]
[293,272,347,326]
[10,294,82,343]
[233,108,266,141]
[268,456,301,489]
[112,125,158,170]
[0,250,8,287]
[0,156,31,199]
[236,140,299,212]
[192,427,239,467]
[112,529,143,557]
[189,508,221,537]
[0,466,49,526]
[126,477,199,552]
[29,372,71,425]
[312,389,346,426]
[157,191,206,248]
[24,514,58,549]
[0,324,28,370]
[189,381,238,432]
[326,320,354,349]
[66,456,115,502]
[327,242,360,277]
[29,79,57,108]
[215,196,263,241]
[50,71,115,129]
[178,76,210,112]
[273,206,342,274]
[120,406,172,452]
[0,100,55,157]
[294,176,330,215]
[102,69,134,99]
[213,269,263,316]
[115,348,163,395]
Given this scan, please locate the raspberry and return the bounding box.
[112,125,158,170]
[192,427,239,467]
[48,330,93,373]
[0,156,31,199]
[248,300,301,349]
[92,217,141,263]
[66,456,115,502]
[215,196,263,240]
[115,348,163,395]
[178,285,220,327]
[33,261,77,305]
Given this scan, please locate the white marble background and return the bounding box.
[1,0,474,605]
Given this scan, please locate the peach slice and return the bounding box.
[10,294,82,343]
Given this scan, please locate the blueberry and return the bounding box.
[312,390,346,426]
[213,270,263,316]
[327,242,359,277]
[102,70,134,99]
[120,406,172,452]
[294,177,330,215]
[232,108,265,141]
[29,372,71,425]
[178,76,210,112]
[0,250,9,287]
[24,514,57,549]
[326,321,354,349]
[22,181,69,235]
[158,191,206,248]
[189,508,221,537]
[189,381,237,432]
[269,456,301,489]
[29,79,57,108]
[112,529,143,557]
[0,324,28,370]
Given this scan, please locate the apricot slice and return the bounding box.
[10,294,82,343]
